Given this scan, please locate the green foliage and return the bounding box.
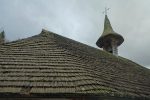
[0,31,5,38]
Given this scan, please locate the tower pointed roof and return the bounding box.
[96,15,124,48]
[103,15,115,36]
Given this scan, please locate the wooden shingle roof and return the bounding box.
[0,29,150,99]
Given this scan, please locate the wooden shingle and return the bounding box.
[0,29,150,99]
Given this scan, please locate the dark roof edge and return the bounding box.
[0,93,149,100]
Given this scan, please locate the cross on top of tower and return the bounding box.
[97,8,124,56]
[103,7,110,15]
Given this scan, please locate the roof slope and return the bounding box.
[0,29,150,99]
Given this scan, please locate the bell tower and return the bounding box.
[96,9,124,56]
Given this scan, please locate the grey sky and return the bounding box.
[0,0,150,69]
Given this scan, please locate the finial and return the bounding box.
[103,7,110,15]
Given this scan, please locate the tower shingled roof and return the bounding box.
[0,30,150,99]
[96,15,124,48]
[102,15,115,36]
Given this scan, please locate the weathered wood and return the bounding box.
[0,29,149,99]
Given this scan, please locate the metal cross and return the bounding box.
[103,7,110,15]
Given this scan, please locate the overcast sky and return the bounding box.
[0,0,150,69]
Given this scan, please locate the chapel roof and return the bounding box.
[0,29,150,99]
